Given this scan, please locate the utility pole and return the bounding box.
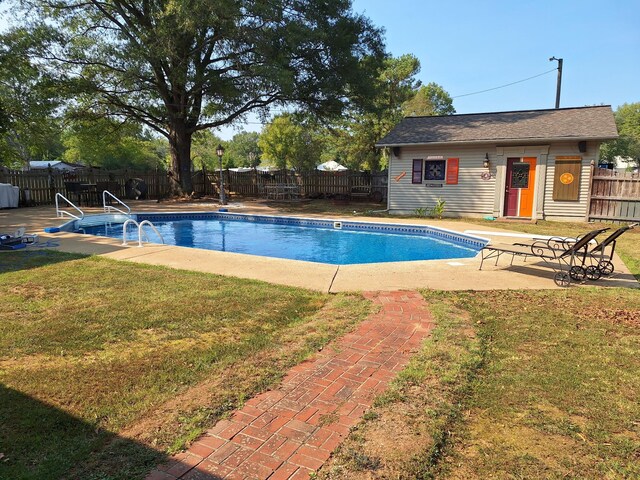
[549,56,563,109]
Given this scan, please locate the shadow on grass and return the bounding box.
[0,384,166,480]
[0,250,88,275]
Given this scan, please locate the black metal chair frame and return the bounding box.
[583,223,637,277]
[512,228,612,281]
[479,228,610,287]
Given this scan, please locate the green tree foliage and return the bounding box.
[191,130,226,170]
[15,0,384,192]
[403,82,456,117]
[258,114,324,171]
[600,103,640,170]
[62,118,167,171]
[225,131,261,168]
[329,54,421,171]
[0,29,63,167]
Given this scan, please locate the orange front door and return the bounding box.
[503,157,536,217]
[518,157,536,217]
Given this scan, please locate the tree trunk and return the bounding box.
[168,122,193,195]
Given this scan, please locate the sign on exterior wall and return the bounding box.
[553,156,582,201]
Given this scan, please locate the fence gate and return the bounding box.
[588,167,640,223]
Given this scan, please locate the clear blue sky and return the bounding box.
[352,0,639,114]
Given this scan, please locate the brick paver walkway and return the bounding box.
[146,290,434,480]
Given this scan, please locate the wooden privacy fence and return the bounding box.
[588,167,640,222]
[0,167,169,206]
[195,168,387,200]
[1,167,387,206]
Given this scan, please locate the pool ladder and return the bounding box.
[55,193,84,220]
[103,190,131,215]
[122,219,165,247]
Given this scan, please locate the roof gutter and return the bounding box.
[375,135,619,148]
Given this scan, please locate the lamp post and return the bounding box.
[216,144,226,205]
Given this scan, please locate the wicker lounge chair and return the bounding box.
[479,227,610,287]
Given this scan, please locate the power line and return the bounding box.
[452,68,557,99]
[221,67,559,126]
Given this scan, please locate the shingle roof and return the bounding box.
[376,106,618,146]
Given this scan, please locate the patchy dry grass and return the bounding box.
[1,216,637,480]
[0,252,371,480]
[317,291,484,479]
[436,288,640,480]
[320,217,640,479]
[318,288,639,480]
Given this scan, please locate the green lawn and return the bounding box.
[437,288,640,479]
[0,252,371,480]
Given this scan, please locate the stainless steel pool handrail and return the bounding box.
[138,220,165,246]
[55,193,84,220]
[122,219,164,247]
[122,219,138,245]
[103,190,131,215]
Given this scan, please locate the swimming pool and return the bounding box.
[73,212,487,265]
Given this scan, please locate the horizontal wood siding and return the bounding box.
[543,142,597,220]
[389,145,496,216]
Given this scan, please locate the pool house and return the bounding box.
[376,106,618,221]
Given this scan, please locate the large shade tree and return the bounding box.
[15,0,385,192]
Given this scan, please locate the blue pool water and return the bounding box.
[78,214,484,265]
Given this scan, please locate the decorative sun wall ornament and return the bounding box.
[560,172,574,185]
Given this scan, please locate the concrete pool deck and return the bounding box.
[1,200,637,292]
